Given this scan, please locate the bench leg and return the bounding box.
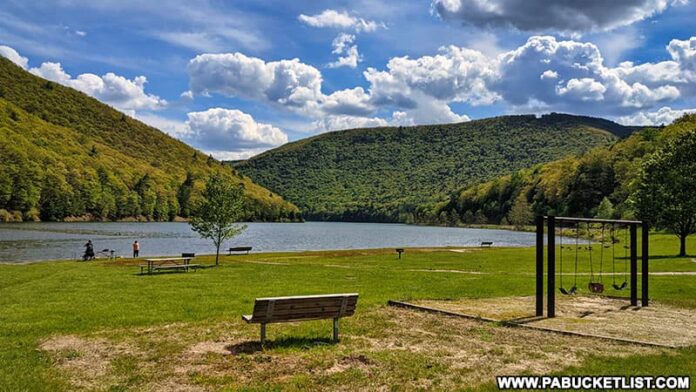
[333,318,339,342]
[260,323,267,345]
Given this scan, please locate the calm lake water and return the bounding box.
[0,221,538,263]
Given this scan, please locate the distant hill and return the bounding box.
[235,113,641,222]
[0,57,299,222]
[435,115,694,226]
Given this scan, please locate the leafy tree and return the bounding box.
[189,175,248,266]
[594,197,615,219]
[508,194,533,229]
[634,130,696,256]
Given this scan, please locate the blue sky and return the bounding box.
[1,0,695,159]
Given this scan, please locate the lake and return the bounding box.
[0,221,538,263]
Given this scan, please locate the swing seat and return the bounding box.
[559,285,577,295]
[612,282,628,290]
[588,282,604,293]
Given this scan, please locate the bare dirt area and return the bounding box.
[38,306,665,391]
[415,296,696,347]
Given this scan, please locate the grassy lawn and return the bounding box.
[0,233,694,391]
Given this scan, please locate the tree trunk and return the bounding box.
[215,243,220,266]
[679,233,687,257]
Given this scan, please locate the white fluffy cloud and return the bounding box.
[0,45,29,69]
[187,34,696,133]
[298,10,383,33]
[328,33,361,69]
[432,0,683,33]
[618,106,696,125]
[496,36,682,113]
[29,62,166,112]
[138,109,289,159]
[188,53,323,117]
[186,108,288,151]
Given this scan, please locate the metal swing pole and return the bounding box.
[536,216,544,317]
[547,216,556,318]
[630,223,638,306]
[641,221,649,306]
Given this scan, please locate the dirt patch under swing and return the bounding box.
[413,295,696,347]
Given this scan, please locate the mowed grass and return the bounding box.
[0,233,694,391]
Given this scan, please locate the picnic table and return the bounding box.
[140,257,199,274]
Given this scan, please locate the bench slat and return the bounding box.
[253,297,358,311]
[252,305,357,318]
[255,293,359,302]
[245,311,356,323]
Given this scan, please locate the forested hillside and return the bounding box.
[0,57,300,222]
[235,114,640,222]
[435,115,696,226]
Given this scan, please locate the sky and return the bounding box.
[1,0,696,159]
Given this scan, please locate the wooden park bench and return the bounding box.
[228,246,252,255]
[242,293,359,344]
[480,241,493,247]
[140,257,200,275]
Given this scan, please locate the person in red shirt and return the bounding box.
[132,241,140,258]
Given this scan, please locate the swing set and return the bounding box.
[535,216,649,318]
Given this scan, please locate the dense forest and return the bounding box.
[0,57,300,222]
[235,114,643,222]
[434,114,696,226]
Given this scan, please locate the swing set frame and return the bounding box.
[535,216,649,318]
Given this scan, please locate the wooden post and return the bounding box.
[547,216,556,318]
[260,323,267,345]
[536,216,544,317]
[641,222,649,306]
[333,318,339,342]
[630,224,638,306]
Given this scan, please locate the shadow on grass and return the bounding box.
[226,337,336,355]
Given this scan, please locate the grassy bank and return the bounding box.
[0,234,694,390]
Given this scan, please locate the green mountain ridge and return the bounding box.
[0,57,300,222]
[436,114,695,226]
[235,113,643,223]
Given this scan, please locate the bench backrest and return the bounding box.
[229,246,252,251]
[249,293,358,323]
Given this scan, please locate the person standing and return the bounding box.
[83,240,95,261]
[132,240,140,258]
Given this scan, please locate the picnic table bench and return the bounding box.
[228,246,252,255]
[243,293,359,344]
[140,257,199,274]
[480,241,493,247]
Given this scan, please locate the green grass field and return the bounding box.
[1,233,694,391]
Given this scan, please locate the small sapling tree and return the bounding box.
[189,174,247,265]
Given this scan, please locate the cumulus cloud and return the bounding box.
[29,62,166,112]
[667,36,696,74]
[187,34,696,133]
[496,36,682,113]
[138,109,288,159]
[298,10,384,33]
[311,115,389,133]
[328,33,361,68]
[186,108,288,151]
[188,53,323,116]
[432,0,683,33]
[0,45,29,69]
[617,106,696,125]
